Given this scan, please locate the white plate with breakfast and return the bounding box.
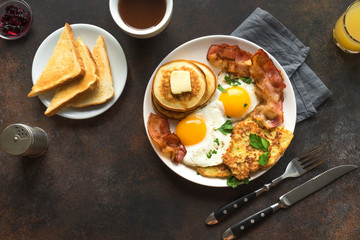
[31,23,127,119]
[143,35,296,187]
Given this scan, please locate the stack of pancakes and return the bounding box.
[152,60,216,119]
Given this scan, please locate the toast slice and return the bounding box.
[28,23,85,97]
[71,36,114,108]
[44,38,98,116]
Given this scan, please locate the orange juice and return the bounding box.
[333,1,360,53]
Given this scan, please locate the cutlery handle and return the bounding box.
[206,176,285,225]
[211,192,256,224]
[222,203,281,240]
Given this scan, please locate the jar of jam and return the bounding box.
[0,0,32,40]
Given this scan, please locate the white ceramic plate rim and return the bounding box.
[143,35,296,187]
[32,23,127,119]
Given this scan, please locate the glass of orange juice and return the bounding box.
[333,0,360,53]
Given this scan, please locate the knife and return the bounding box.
[222,165,357,240]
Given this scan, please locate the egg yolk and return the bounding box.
[175,116,206,146]
[219,86,250,118]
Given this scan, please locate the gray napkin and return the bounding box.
[231,7,332,122]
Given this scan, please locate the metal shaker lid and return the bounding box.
[0,124,33,155]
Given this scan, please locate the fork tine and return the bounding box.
[303,156,329,172]
[297,144,324,159]
[300,148,327,164]
[298,144,326,164]
[301,152,329,170]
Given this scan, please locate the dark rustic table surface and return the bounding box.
[1,0,359,239]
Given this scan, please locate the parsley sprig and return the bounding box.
[206,150,217,158]
[227,176,250,188]
[240,77,252,84]
[216,120,233,135]
[225,73,241,86]
[249,133,270,166]
[217,84,226,93]
[218,73,253,93]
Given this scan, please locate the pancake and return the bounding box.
[191,60,217,108]
[152,60,207,112]
[152,94,192,120]
[222,116,293,180]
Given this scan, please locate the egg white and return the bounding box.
[179,72,260,168]
[181,102,231,167]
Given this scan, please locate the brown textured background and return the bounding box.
[0,0,359,239]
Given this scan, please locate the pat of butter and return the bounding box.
[170,71,192,94]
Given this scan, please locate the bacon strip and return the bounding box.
[147,113,186,163]
[207,44,252,77]
[250,49,286,129]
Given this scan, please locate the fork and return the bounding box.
[205,145,329,225]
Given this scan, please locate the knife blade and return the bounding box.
[222,165,357,240]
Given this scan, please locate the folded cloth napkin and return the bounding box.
[231,7,332,122]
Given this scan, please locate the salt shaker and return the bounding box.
[0,123,49,157]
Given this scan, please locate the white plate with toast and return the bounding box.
[143,35,296,187]
[32,23,127,119]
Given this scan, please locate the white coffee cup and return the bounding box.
[109,0,173,39]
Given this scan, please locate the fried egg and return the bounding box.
[176,102,230,167]
[217,72,259,122]
[175,72,260,168]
